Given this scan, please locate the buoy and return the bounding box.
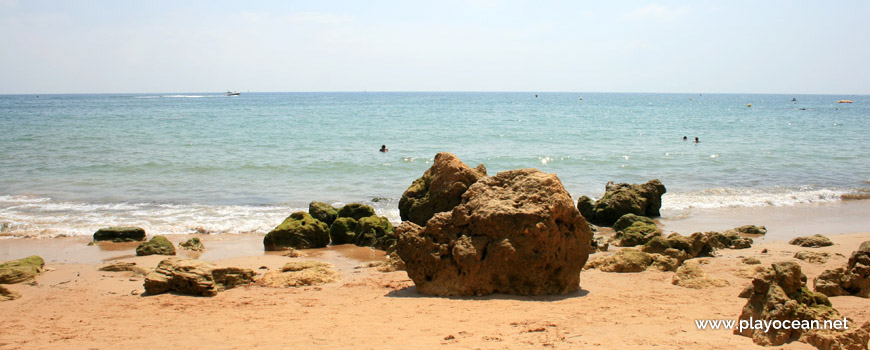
[747,103,752,107]
[837,100,853,103]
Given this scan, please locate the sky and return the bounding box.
[1,0,868,94]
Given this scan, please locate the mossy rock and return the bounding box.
[93,226,146,242]
[612,214,655,233]
[614,221,661,247]
[264,212,330,250]
[309,201,339,226]
[580,180,667,226]
[337,203,376,221]
[179,237,205,251]
[329,217,359,245]
[587,248,653,273]
[356,216,396,250]
[136,236,177,256]
[0,255,45,284]
[576,196,595,222]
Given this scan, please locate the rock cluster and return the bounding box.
[814,241,870,298]
[577,179,666,226]
[259,261,339,287]
[136,236,176,256]
[398,152,486,226]
[790,234,834,248]
[735,261,870,348]
[397,168,591,296]
[93,226,146,242]
[0,255,45,284]
[265,203,395,251]
[143,258,255,296]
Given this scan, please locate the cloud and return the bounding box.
[622,4,689,22]
[289,11,354,25]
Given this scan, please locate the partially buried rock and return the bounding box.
[398,152,486,226]
[179,237,205,252]
[729,225,767,236]
[93,226,146,242]
[585,248,678,273]
[99,262,148,275]
[397,168,590,296]
[735,261,870,349]
[671,260,729,289]
[576,179,667,227]
[136,236,176,256]
[795,251,831,264]
[0,255,45,284]
[790,234,834,248]
[309,201,339,226]
[0,285,21,302]
[590,235,609,253]
[742,257,762,265]
[259,261,338,287]
[612,214,661,247]
[813,241,870,298]
[263,212,330,251]
[143,258,255,296]
[705,230,754,249]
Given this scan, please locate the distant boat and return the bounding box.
[225,91,241,96]
[791,98,797,102]
[837,100,853,103]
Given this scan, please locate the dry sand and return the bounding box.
[2,207,870,349]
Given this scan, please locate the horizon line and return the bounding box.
[1,90,867,96]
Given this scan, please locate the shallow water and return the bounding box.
[1,92,868,237]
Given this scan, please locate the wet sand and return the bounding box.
[1,203,869,349]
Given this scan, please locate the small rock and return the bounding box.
[308,201,339,226]
[1,285,21,302]
[98,262,147,275]
[144,258,255,296]
[789,234,834,248]
[259,261,339,287]
[136,236,176,256]
[672,260,729,289]
[794,251,830,264]
[0,255,45,284]
[93,227,146,242]
[178,237,205,252]
[742,257,762,265]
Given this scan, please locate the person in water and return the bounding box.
[683,136,687,141]
[379,145,389,152]
[694,137,700,143]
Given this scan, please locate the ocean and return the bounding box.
[1,92,868,238]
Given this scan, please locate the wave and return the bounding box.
[661,187,854,211]
[0,195,401,239]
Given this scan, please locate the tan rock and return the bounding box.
[671,261,729,289]
[0,255,45,284]
[398,152,486,226]
[259,261,338,287]
[398,168,590,296]
[794,250,831,264]
[143,258,255,296]
[0,285,21,302]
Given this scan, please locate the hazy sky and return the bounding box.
[1,0,868,94]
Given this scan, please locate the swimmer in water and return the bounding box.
[683,136,687,141]
[379,145,389,152]
[694,137,700,143]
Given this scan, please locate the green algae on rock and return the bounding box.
[309,201,339,226]
[264,212,330,250]
[576,179,667,227]
[329,217,359,245]
[0,255,45,284]
[336,203,376,221]
[613,219,661,247]
[93,226,146,242]
[398,152,486,227]
[179,237,205,252]
[355,215,396,250]
[135,236,176,256]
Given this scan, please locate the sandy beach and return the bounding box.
[2,202,869,350]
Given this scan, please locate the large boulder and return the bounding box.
[735,262,870,348]
[397,168,590,296]
[93,226,146,242]
[0,285,20,302]
[136,236,176,256]
[0,255,45,284]
[143,258,255,296]
[398,152,486,226]
[790,234,834,248]
[309,201,339,226]
[263,212,330,251]
[577,179,666,226]
[813,241,870,298]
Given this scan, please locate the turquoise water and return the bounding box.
[1,92,868,237]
